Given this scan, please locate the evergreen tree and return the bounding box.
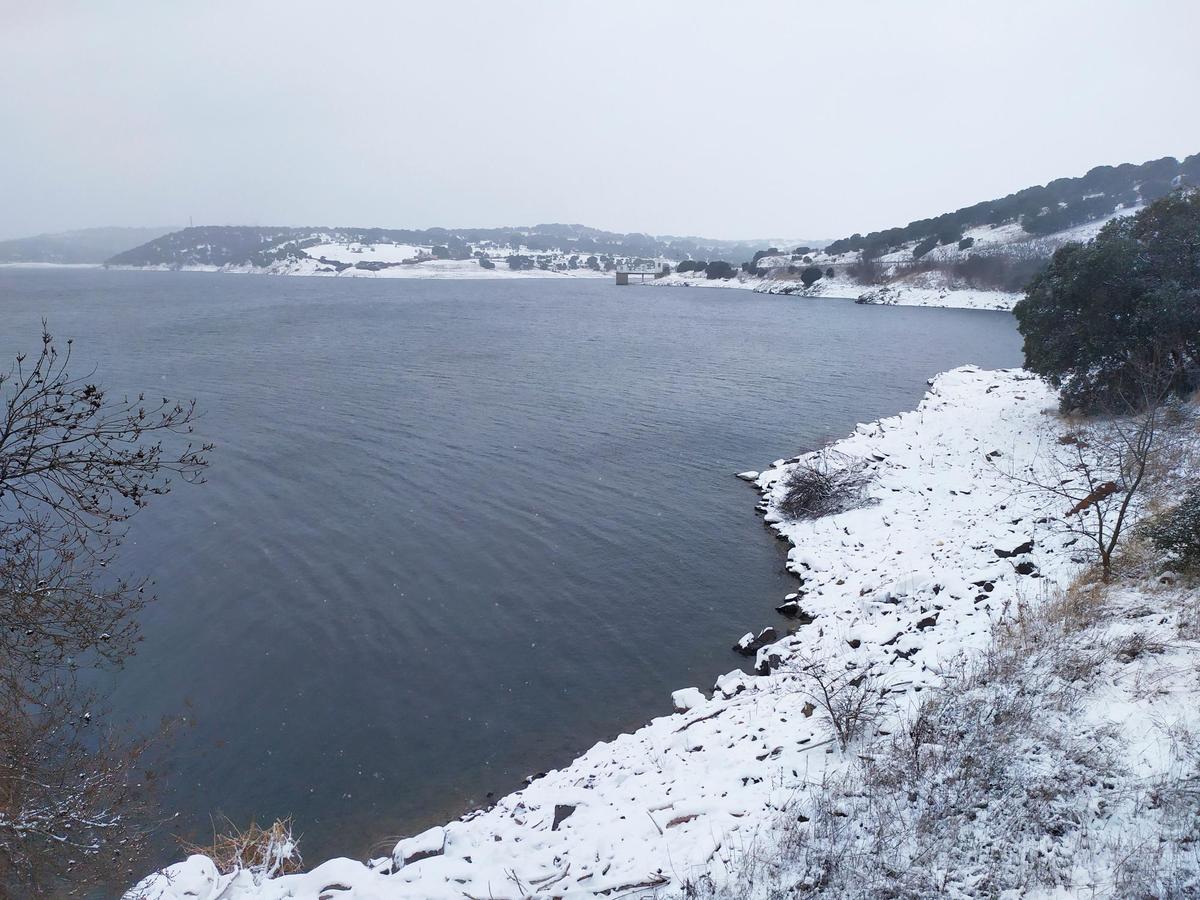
[1013,190,1200,410]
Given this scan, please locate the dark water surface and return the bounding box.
[0,269,1022,866]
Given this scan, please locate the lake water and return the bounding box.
[0,269,1022,867]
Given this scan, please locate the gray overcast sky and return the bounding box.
[2,0,1198,242]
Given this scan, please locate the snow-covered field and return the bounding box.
[128,367,1200,898]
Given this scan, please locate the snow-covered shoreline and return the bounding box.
[0,262,104,269]
[643,272,1021,311]
[104,263,1021,310]
[105,261,613,280]
[138,366,1163,898]
[21,262,1022,310]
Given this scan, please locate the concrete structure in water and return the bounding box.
[615,264,671,285]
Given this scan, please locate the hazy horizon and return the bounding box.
[2,0,1198,243]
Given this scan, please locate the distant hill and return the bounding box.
[105,223,822,274]
[655,152,1200,308]
[824,153,1199,257]
[0,227,177,264]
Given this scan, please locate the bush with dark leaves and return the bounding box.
[1142,485,1200,573]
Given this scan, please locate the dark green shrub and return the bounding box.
[1138,178,1174,203]
[1014,190,1200,411]
[937,224,963,245]
[913,236,938,259]
[706,260,736,279]
[800,265,823,286]
[1142,486,1200,572]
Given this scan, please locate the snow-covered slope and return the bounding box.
[111,239,622,280]
[104,224,769,279]
[648,205,1144,311]
[130,367,1200,899]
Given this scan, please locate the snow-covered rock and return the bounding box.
[391,825,445,869]
[670,687,706,712]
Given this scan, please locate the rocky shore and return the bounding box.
[131,367,1198,898]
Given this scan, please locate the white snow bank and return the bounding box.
[647,271,1020,310]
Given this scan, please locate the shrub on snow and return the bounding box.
[775,451,873,521]
[1142,485,1200,573]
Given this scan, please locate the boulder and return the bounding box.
[733,627,778,656]
[551,804,575,831]
[754,648,783,675]
[392,825,445,869]
[994,539,1034,558]
[672,687,707,712]
[714,669,751,699]
[775,600,815,624]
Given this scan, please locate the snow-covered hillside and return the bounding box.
[129,368,1200,898]
[112,237,639,279]
[104,224,770,280]
[649,205,1144,311]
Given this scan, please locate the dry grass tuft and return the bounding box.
[179,817,302,881]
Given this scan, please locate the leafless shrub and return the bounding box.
[0,325,211,894]
[0,674,160,894]
[179,818,302,883]
[775,451,874,522]
[788,656,888,751]
[949,248,1050,292]
[1001,381,1187,581]
[0,323,210,558]
[847,254,882,286]
[1113,630,1169,663]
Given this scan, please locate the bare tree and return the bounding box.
[1003,373,1183,581]
[789,655,888,751]
[0,325,209,556]
[0,671,162,893]
[0,324,210,894]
